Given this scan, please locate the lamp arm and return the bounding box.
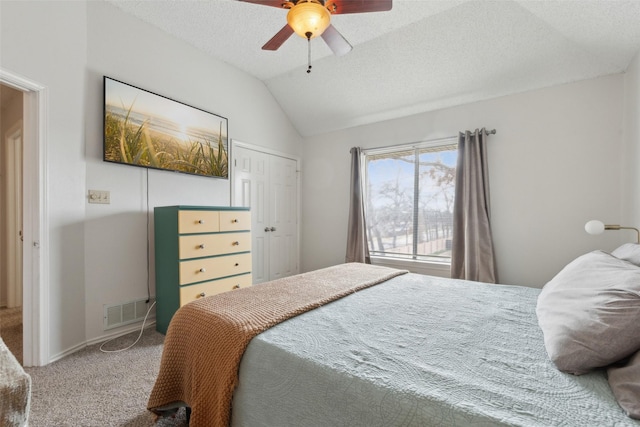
[620,227,640,244]
[586,221,640,243]
[608,225,640,243]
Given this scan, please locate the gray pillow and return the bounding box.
[536,250,640,375]
[608,350,640,419]
[611,243,640,266]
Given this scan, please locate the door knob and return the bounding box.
[264,227,271,232]
[270,227,276,232]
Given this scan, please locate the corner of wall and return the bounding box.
[622,51,640,227]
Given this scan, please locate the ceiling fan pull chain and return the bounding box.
[307,31,312,73]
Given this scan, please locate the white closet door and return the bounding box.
[232,144,298,284]
[268,155,298,280]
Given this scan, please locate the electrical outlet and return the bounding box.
[88,190,110,204]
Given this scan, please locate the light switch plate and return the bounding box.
[88,190,110,204]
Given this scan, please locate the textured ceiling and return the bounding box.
[108,0,640,137]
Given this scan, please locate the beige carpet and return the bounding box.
[25,329,187,426]
[0,307,22,365]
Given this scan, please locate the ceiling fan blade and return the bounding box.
[262,24,295,50]
[237,0,287,9]
[330,0,392,14]
[321,24,352,56]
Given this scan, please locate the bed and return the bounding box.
[148,253,640,427]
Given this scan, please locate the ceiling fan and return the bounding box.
[239,0,393,59]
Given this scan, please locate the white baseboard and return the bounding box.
[48,318,157,364]
[48,341,87,364]
[85,319,157,347]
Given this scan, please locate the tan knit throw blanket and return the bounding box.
[147,263,407,427]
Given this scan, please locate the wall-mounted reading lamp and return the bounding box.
[584,220,640,243]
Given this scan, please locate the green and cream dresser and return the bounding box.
[154,205,252,334]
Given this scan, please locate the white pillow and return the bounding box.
[536,250,640,374]
[611,243,640,266]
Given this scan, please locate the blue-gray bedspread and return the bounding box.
[231,272,639,426]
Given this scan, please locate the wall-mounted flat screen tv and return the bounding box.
[103,76,228,179]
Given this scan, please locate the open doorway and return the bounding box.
[0,69,47,368]
[0,83,24,365]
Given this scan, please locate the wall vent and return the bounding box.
[103,297,155,330]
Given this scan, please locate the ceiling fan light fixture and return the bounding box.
[286,0,331,40]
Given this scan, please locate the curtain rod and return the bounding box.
[360,128,497,154]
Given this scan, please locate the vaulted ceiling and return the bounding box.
[108,0,640,137]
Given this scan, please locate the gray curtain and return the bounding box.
[451,129,497,283]
[346,147,370,264]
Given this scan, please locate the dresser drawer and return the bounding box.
[220,211,251,232]
[179,274,253,305]
[179,252,252,285]
[178,210,220,234]
[179,232,251,260]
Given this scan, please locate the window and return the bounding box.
[364,139,458,263]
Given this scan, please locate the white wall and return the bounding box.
[1,0,302,361]
[301,74,626,288]
[82,1,301,345]
[622,51,640,229]
[1,0,88,357]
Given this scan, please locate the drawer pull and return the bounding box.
[232,219,238,223]
[198,220,204,224]
[232,285,240,290]
[232,241,239,246]
[199,268,206,273]
[199,244,205,249]
[199,292,206,298]
[235,263,239,267]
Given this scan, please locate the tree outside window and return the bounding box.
[364,140,457,262]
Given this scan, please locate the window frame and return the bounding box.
[362,137,458,268]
